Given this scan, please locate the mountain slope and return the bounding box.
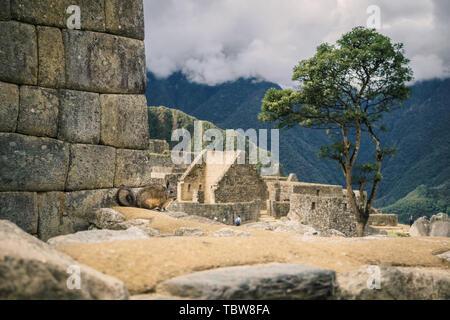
[146,72,450,222]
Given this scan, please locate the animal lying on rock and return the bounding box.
[117,182,176,211]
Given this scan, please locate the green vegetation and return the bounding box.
[258,27,413,236]
[146,62,450,223]
[382,183,449,224]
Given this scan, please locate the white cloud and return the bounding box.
[144,0,450,86]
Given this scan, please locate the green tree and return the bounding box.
[259,27,413,236]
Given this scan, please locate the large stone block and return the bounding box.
[0,133,70,192]
[37,26,65,88]
[0,21,37,85]
[0,220,129,299]
[0,0,10,20]
[114,149,153,187]
[100,94,149,149]
[17,86,59,138]
[11,0,105,32]
[58,89,100,144]
[158,263,336,299]
[105,0,145,40]
[38,189,119,240]
[63,30,146,94]
[0,82,19,132]
[66,144,116,191]
[0,192,38,234]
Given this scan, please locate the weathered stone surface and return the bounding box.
[273,220,318,235]
[319,229,346,237]
[66,144,116,191]
[436,250,450,263]
[0,220,129,299]
[113,219,160,237]
[430,213,450,237]
[47,227,150,247]
[17,86,59,137]
[114,149,153,187]
[367,214,398,226]
[158,263,336,299]
[0,81,19,132]
[0,192,38,234]
[243,222,276,231]
[105,0,145,40]
[100,94,149,149]
[63,30,145,94]
[37,189,119,241]
[58,89,101,144]
[37,26,65,88]
[335,265,450,300]
[149,139,170,154]
[409,217,431,237]
[0,21,37,85]
[88,208,125,229]
[174,227,206,237]
[0,0,10,20]
[11,0,105,31]
[211,228,251,237]
[0,133,69,192]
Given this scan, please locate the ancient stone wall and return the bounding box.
[168,200,261,225]
[288,193,358,237]
[214,164,268,207]
[0,0,153,240]
[367,214,398,226]
[267,200,290,218]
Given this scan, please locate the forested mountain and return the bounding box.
[146,72,450,222]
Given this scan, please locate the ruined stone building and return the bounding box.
[168,150,268,224]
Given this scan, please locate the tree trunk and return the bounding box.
[356,221,365,237]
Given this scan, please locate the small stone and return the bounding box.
[211,228,251,237]
[174,227,206,237]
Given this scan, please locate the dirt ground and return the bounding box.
[56,208,450,295]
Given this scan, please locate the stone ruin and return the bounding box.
[264,176,398,237]
[0,0,171,241]
[168,150,268,225]
[0,0,399,240]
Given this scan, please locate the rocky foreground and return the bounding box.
[0,208,449,300]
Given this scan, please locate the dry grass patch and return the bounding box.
[57,229,450,295]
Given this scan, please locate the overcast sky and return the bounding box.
[144,0,450,87]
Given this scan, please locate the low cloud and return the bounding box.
[144,0,450,86]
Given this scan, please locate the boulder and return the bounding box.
[429,213,450,237]
[47,227,149,247]
[211,228,251,237]
[335,265,450,300]
[0,220,128,299]
[88,208,126,229]
[409,217,430,237]
[157,263,336,300]
[174,227,206,237]
[113,219,160,237]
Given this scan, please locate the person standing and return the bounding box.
[235,215,242,226]
[409,215,415,227]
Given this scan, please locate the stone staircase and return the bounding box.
[259,210,278,223]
